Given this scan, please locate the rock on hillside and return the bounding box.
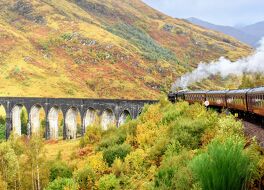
[0,0,251,99]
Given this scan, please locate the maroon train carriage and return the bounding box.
[247,87,264,117]
[226,89,250,112]
[206,90,228,107]
[185,91,208,104]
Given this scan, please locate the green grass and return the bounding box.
[190,137,256,190]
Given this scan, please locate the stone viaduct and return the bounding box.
[0,97,157,140]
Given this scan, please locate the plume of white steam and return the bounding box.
[172,38,264,90]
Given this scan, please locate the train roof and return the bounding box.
[207,90,229,94]
[226,88,250,94]
[177,90,188,95]
[185,90,209,94]
[247,86,264,94]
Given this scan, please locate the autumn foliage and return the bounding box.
[1,99,264,189]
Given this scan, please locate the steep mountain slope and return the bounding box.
[0,0,251,99]
[187,17,258,47]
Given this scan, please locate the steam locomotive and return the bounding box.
[168,87,264,117]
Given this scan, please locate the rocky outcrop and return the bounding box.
[11,0,46,24]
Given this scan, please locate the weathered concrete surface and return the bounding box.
[101,109,116,130]
[83,108,96,132]
[12,105,22,136]
[29,105,42,134]
[0,97,157,140]
[65,107,78,139]
[48,107,60,139]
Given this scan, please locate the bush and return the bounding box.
[75,166,95,190]
[161,102,188,125]
[49,161,73,181]
[98,174,120,190]
[103,143,131,166]
[111,158,124,177]
[45,178,77,190]
[0,116,5,125]
[0,123,5,140]
[0,174,7,190]
[124,149,146,175]
[97,130,126,151]
[168,104,217,149]
[83,153,109,176]
[154,151,193,190]
[169,117,213,149]
[190,137,256,190]
[80,126,102,148]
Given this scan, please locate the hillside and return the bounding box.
[0,0,251,99]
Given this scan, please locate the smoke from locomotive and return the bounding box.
[172,38,264,90]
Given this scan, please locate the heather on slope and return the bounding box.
[0,0,251,98]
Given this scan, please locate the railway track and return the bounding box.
[243,120,264,147]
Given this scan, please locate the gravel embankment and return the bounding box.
[243,121,264,147]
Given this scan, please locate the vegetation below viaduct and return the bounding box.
[0,99,264,190]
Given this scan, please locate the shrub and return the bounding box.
[49,161,73,181]
[0,174,7,190]
[0,123,5,141]
[148,137,170,164]
[98,174,120,190]
[111,158,124,177]
[75,166,95,190]
[190,137,256,190]
[154,151,193,190]
[169,117,210,149]
[124,149,147,175]
[103,143,131,166]
[61,33,74,41]
[136,104,164,149]
[0,116,5,125]
[161,102,188,125]
[84,153,109,176]
[216,115,244,139]
[97,130,126,151]
[45,178,77,190]
[80,126,102,148]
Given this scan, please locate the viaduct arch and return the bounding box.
[0,97,156,140]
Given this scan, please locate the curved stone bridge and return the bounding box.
[0,97,157,140]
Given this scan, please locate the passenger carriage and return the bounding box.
[225,89,249,111]
[206,90,228,107]
[247,87,264,116]
[185,91,208,104]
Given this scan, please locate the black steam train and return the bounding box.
[168,87,264,117]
